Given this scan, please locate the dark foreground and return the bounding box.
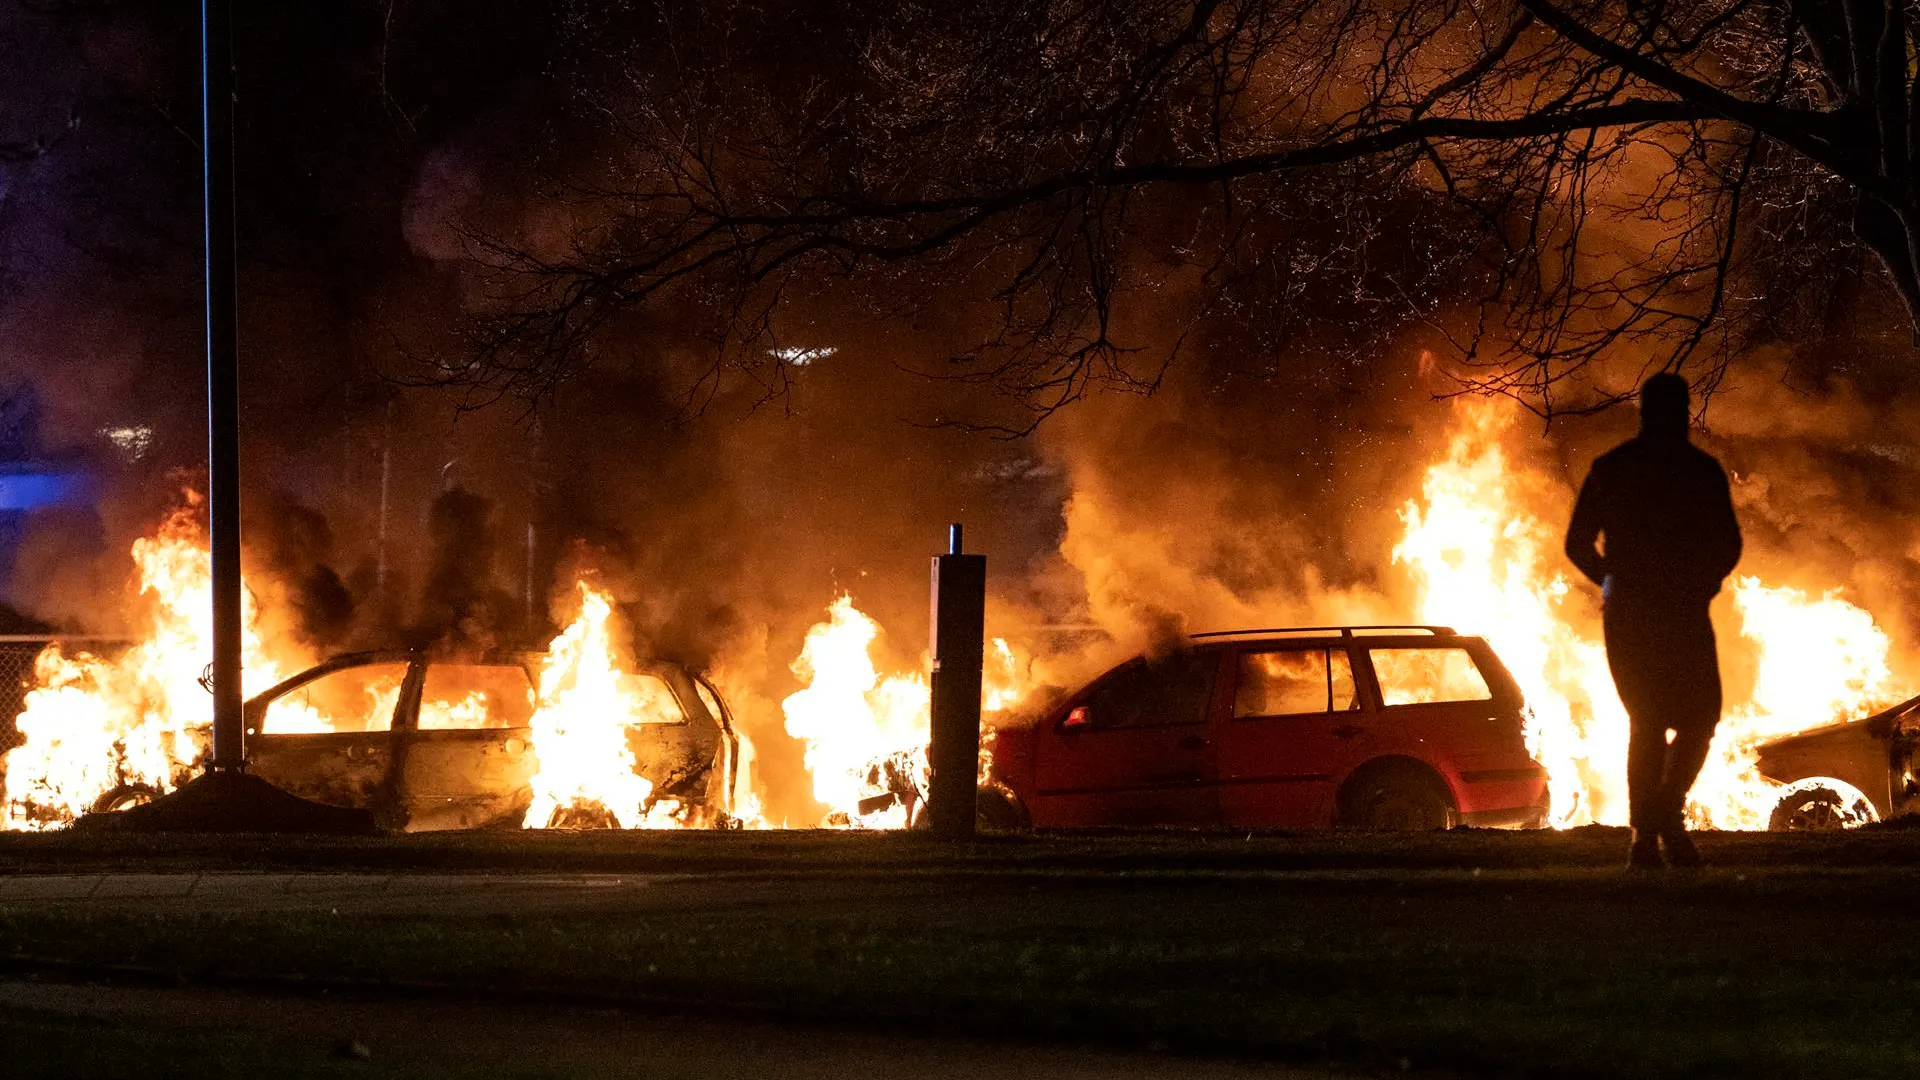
[2,826,1918,1079]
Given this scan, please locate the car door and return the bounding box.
[245,655,416,811]
[1031,647,1224,827]
[1215,642,1365,827]
[394,659,540,831]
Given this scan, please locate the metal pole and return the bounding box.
[376,397,392,591]
[928,523,985,839]
[203,0,244,771]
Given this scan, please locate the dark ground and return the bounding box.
[2,826,1918,1078]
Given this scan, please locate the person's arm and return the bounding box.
[1564,466,1609,589]
[1704,463,1742,585]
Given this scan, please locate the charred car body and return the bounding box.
[94,649,740,830]
[1753,695,1920,829]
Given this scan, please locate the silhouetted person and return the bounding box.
[1565,373,1741,869]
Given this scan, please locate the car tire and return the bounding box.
[1768,781,1877,832]
[975,784,1030,831]
[544,804,621,830]
[89,782,161,815]
[1336,763,1456,831]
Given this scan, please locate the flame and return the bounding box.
[523,583,686,829]
[1396,399,1907,828]
[1689,579,1905,829]
[779,595,1029,827]
[1394,401,1628,825]
[0,499,313,829]
[0,502,737,832]
[780,596,930,826]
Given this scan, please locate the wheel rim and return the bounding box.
[1777,795,1848,831]
[1769,779,1878,832]
[92,784,159,814]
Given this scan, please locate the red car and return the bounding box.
[988,626,1549,830]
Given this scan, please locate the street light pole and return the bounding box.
[203,0,244,771]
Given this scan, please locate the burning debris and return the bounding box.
[778,594,1028,828]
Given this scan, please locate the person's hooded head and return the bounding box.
[1639,372,1691,441]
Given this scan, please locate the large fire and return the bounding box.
[0,500,315,829]
[1,398,1910,833]
[1396,399,1908,828]
[778,594,1026,826]
[522,583,685,830]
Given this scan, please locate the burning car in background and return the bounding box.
[78,647,740,831]
[237,649,739,831]
[1752,694,1920,830]
[1,573,750,832]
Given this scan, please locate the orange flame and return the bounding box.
[1,500,312,829]
[779,595,1027,827]
[523,583,687,829]
[1397,399,1907,828]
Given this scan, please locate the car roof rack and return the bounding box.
[1188,625,1456,640]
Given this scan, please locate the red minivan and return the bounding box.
[989,626,1549,830]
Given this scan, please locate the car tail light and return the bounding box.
[1063,705,1090,729]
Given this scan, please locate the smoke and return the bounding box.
[242,492,355,652]
[413,486,525,653]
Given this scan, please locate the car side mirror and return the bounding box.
[1062,705,1090,730]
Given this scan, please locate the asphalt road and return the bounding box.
[1,978,1344,1080]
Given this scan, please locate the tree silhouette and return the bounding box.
[444,1,1914,429]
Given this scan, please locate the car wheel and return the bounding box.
[975,784,1030,831]
[90,783,161,815]
[1337,764,1456,830]
[545,804,621,830]
[1768,779,1878,832]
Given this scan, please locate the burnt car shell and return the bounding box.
[242,649,737,831]
[1753,697,1918,822]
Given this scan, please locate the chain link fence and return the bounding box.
[0,637,127,754]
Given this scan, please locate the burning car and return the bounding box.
[983,626,1550,830]
[90,648,741,831]
[1752,695,1920,830]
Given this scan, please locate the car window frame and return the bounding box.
[1361,643,1497,708]
[1055,647,1222,733]
[1230,644,1361,720]
[414,659,541,733]
[249,652,418,737]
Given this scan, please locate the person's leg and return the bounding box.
[1655,723,1713,865]
[1606,604,1666,868]
[1625,721,1667,867]
[1655,609,1723,867]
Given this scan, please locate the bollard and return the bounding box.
[928,523,985,839]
